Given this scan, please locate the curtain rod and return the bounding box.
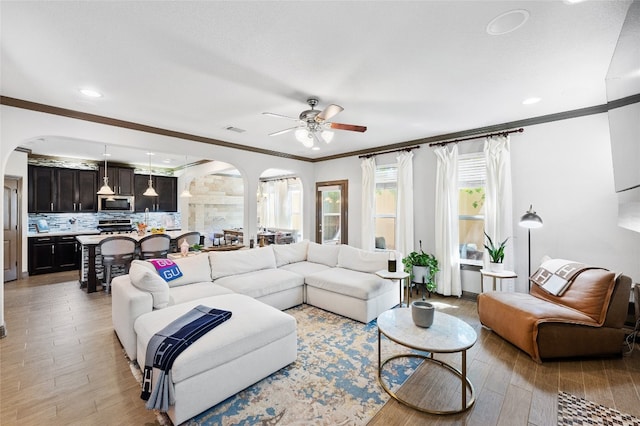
[358,145,420,159]
[428,128,524,147]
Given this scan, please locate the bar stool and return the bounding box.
[173,231,201,252]
[139,234,171,259]
[99,236,137,293]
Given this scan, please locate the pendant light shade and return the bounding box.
[180,155,193,198]
[97,145,115,195]
[143,153,158,197]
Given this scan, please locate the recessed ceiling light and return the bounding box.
[486,10,530,36]
[79,88,103,98]
[312,146,320,151]
[522,97,541,105]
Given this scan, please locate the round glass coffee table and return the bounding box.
[377,307,477,414]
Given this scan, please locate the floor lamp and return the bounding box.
[519,205,543,291]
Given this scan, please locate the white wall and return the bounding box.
[2,105,639,333]
[0,105,317,332]
[315,113,640,293]
[510,113,640,292]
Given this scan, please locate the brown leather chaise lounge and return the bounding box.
[478,265,631,363]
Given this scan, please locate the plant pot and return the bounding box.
[490,262,504,272]
[412,266,428,283]
[411,301,435,328]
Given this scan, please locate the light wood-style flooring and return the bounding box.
[1,272,638,425]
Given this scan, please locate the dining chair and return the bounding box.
[99,236,137,293]
[139,234,171,259]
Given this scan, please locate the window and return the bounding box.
[458,153,486,265]
[257,177,302,240]
[375,165,397,250]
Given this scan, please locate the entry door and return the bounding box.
[315,180,348,245]
[4,178,19,282]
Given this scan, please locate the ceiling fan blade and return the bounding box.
[329,122,367,132]
[262,112,299,121]
[316,104,344,122]
[269,126,299,137]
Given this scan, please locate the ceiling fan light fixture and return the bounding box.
[295,128,314,148]
[321,130,334,144]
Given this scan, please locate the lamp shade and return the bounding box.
[519,205,543,229]
[295,128,314,148]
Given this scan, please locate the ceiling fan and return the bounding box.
[263,98,367,148]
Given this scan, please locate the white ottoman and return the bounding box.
[134,293,297,425]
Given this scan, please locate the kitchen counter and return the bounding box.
[76,230,195,293]
[28,230,101,238]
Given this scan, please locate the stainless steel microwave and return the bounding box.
[98,195,135,212]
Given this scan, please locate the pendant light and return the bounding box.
[97,145,115,195]
[143,152,159,197]
[179,155,193,198]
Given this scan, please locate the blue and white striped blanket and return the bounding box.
[141,305,232,411]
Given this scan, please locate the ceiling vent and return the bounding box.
[224,126,246,133]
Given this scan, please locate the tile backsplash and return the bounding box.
[28,211,182,233]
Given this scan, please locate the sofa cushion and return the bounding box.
[129,260,170,309]
[209,246,277,280]
[337,244,389,273]
[307,242,340,267]
[279,261,332,277]
[169,282,235,306]
[305,267,395,300]
[133,254,212,288]
[215,269,304,299]
[169,253,213,288]
[272,240,309,267]
[134,293,296,383]
[530,268,616,324]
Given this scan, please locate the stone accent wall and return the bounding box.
[187,174,244,244]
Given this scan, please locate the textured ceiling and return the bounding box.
[0,1,633,164]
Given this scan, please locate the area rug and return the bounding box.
[130,304,423,425]
[558,391,640,426]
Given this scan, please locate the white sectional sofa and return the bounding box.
[111,240,399,424]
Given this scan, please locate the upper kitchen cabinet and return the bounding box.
[98,165,135,196]
[28,166,97,213]
[29,166,56,213]
[134,174,177,212]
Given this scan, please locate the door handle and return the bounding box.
[50,202,54,211]
[79,203,82,210]
[73,203,76,211]
[51,245,55,254]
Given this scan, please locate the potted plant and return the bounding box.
[402,240,439,294]
[484,231,508,272]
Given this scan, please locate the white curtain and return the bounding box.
[484,135,514,286]
[258,178,295,229]
[395,151,414,259]
[434,145,461,296]
[361,157,376,250]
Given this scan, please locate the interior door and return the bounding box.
[4,177,19,282]
[315,180,348,245]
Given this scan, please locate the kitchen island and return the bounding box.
[76,230,188,293]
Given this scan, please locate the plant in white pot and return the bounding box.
[484,231,509,272]
[402,240,439,295]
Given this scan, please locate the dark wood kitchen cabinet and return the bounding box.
[134,174,177,212]
[28,166,97,213]
[28,235,81,275]
[98,165,135,196]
